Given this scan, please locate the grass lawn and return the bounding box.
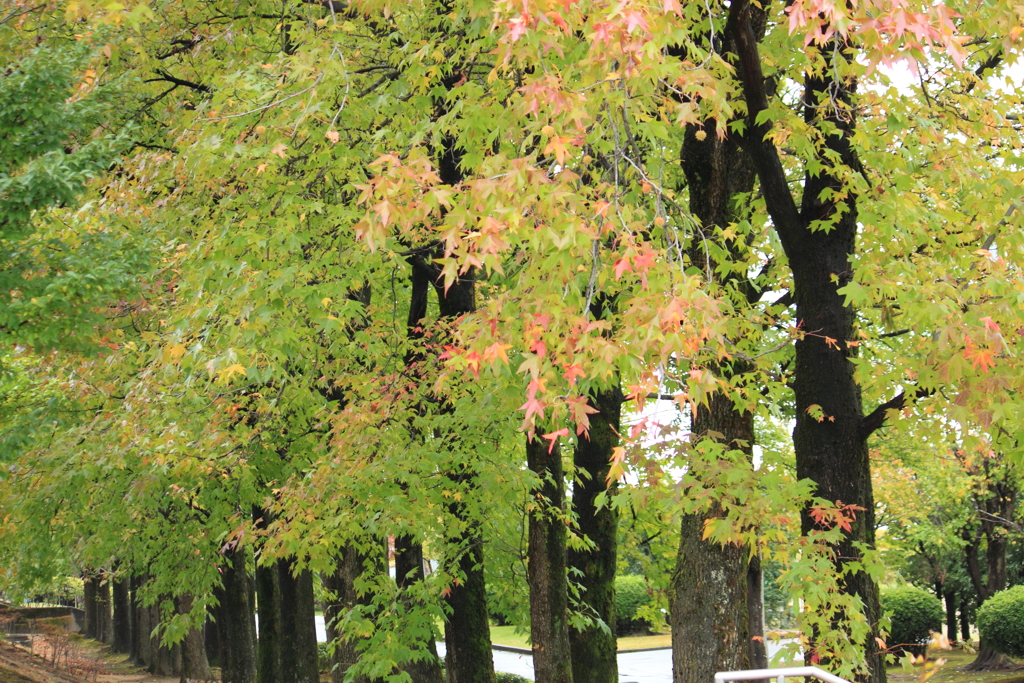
[887,647,1024,683]
[489,625,672,651]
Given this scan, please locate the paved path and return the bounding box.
[318,617,797,683]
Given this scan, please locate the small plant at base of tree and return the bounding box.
[977,585,1024,658]
[882,586,944,656]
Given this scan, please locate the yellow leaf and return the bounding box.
[216,364,248,383]
[270,143,288,159]
[325,130,340,144]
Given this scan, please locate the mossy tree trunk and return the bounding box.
[568,384,621,683]
[527,434,574,683]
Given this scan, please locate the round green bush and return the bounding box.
[881,585,943,653]
[615,575,652,635]
[978,585,1024,657]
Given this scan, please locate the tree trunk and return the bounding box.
[112,578,132,654]
[568,385,621,683]
[324,543,385,683]
[177,594,213,683]
[963,471,1016,671]
[671,100,763,683]
[959,600,970,643]
[671,393,757,683]
[83,575,97,640]
[394,258,444,683]
[255,508,281,683]
[526,434,574,683]
[151,602,182,677]
[747,554,769,669]
[277,563,319,683]
[97,578,113,644]
[131,575,148,667]
[394,534,444,683]
[944,590,957,643]
[219,546,258,683]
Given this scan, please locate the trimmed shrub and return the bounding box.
[881,585,943,654]
[978,585,1024,657]
[496,674,532,683]
[615,575,652,635]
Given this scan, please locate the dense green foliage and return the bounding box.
[0,37,145,351]
[977,586,1024,658]
[881,586,944,653]
[614,575,652,636]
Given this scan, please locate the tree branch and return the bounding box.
[145,69,211,94]
[724,0,802,244]
[860,386,934,439]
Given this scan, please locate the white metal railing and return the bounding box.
[716,666,852,683]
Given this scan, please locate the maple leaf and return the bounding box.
[270,143,288,159]
[519,396,547,423]
[980,316,1001,334]
[324,130,340,144]
[613,257,633,280]
[542,427,569,454]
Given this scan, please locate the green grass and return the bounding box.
[886,646,1024,683]
[488,625,672,651]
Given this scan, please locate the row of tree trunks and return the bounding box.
[82,574,112,644]
[253,506,320,683]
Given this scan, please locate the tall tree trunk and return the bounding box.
[527,434,574,683]
[277,563,319,683]
[672,394,757,683]
[944,590,957,643]
[963,472,1016,670]
[747,555,769,669]
[725,3,889,679]
[254,508,281,683]
[112,577,132,653]
[568,385,621,683]
[671,94,764,683]
[959,600,970,643]
[97,577,113,644]
[433,272,494,683]
[394,258,444,683]
[131,575,148,667]
[219,545,258,683]
[324,543,384,683]
[177,594,213,683]
[83,575,98,639]
[150,602,182,677]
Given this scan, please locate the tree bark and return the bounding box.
[671,393,757,683]
[277,563,319,683]
[150,602,182,677]
[131,575,147,667]
[394,258,445,683]
[944,590,957,643]
[323,543,384,683]
[725,2,888,679]
[177,594,213,683]
[83,575,97,640]
[97,578,113,645]
[959,599,970,643]
[112,577,132,653]
[962,469,1016,671]
[527,434,574,683]
[254,508,281,683]
[568,385,621,683]
[394,534,444,683]
[670,85,765,683]
[218,545,258,683]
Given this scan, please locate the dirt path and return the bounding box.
[0,642,178,683]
